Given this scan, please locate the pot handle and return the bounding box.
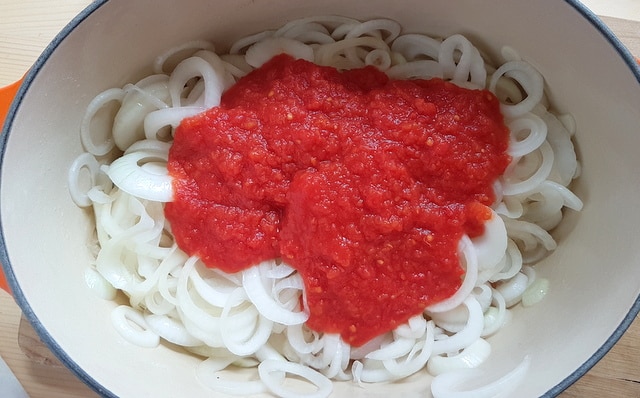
[0,77,24,294]
[0,78,23,128]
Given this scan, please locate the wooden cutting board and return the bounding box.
[4,13,640,398]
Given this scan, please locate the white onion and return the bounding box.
[502,140,555,196]
[104,141,173,202]
[242,262,309,326]
[168,56,225,109]
[427,338,491,376]
[521,278,550,307]
[394,315,428,339]
[431,297,484,356]
[68,152,102,207]
[259,359,333,398]
[314,36,389,67]
[438,34,486,88]
[245,37,315,68]
[471,209,508,271]
[144,313,203,346]
[286,323,323,355]
[386,60,443,79]
[481,289,508,337]
[507,113,548,158]
[391,33,441,61]
[80,87,124,156]
[113,75,170,150]
[495,272,529,307]
[196,356,269,396]
[365,337,416,361]
[110,305,160,348]
[489,61,544,118]
[426,236,478,313]
[84,267,117,300]
[382,322,435,378]
[344,19,401,43]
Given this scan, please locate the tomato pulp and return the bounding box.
[165,54,510,346]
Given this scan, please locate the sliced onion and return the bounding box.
[541,180,583,211]
[489,61,544,118]
[68,152,101,207]
[507,113,548,158]
[364,48,392,70]
[431,297,484,356]
[352,359,394,383]
[502,141,554,196]
[344,19,401,43]
[144,106,204,141]
[495,272,529,307]
[196,356,269,396]
[190,265,245,308]
[427,338,491,376]
[219,290,273,356]
[113,76,170,150]
[144,313,203,346]
[439,34,486,88]
[481,289,508,337]
[365,337,415,361]
[258,359,333,398]
[245,37,315,68]
[521,277,550,307]
[489,239,523,282]
[80,87,124,156]
[382,321,435,378]
[84,267,117,300]
[111,305,160,348]
[394,315,428,340]
[315,37,389,67]
[153,39,216,74]
[104,142,173,202]
[255,344,287,362]
[242,263,309,325]
[229,30,275,55]
[391,33,441,61]
[386,60,443,80]
[426,236,478,313]
[471,208,508,271]
[168,56,224,108]
[286,323,323,355]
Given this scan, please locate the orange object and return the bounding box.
[0,77,23,127]
[0,265,9,293]
[0,77,23,294]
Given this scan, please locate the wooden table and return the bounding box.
[1,1,639,397]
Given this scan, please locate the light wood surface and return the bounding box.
[1,1,640,397]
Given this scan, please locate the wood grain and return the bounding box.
[0,3,639,398]
[600,15,640,54]
[0,291,97,397]
[0,0,91,86]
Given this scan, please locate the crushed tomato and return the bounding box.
[165,54,511,346]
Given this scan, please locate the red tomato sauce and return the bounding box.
[165,54,510,346]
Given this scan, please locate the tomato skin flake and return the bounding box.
[166,54,510,346]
